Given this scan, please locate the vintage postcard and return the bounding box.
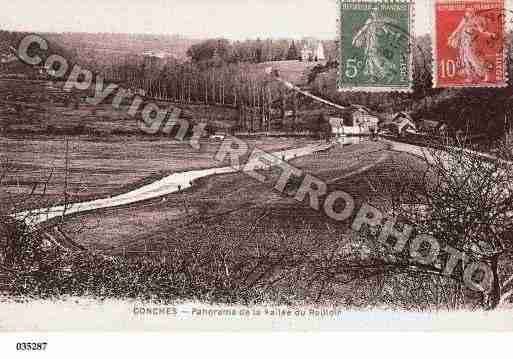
[338,1,415,92]
[433,0,507,88]
[2,0,513,353]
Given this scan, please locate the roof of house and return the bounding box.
[381,116,417,132]
[393,111,414,121]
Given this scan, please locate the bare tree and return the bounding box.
[365,137,513,310]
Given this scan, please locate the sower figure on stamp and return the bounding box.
[352,9,399,83]
[447,8,496,83]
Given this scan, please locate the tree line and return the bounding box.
[187,38,336,66]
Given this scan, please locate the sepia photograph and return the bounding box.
[1,0,513,355]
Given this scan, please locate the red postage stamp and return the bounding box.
[433,0,507,88]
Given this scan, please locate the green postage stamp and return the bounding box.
[338,0,414,92]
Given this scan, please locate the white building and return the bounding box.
[329,109,379,137]
[301,42,326,62]
[301,45,313,62]
[352,108,380,133]
[329,117,345,137]
[316,43,325,61]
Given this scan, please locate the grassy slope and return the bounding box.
[252,60,318,85]
[61,141,414,252]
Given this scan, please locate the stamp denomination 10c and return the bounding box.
[433,0,507,88]
[338,0,414,92]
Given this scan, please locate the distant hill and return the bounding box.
[1,30,200,69]
[43,32,201,64]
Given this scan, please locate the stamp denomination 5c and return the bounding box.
[338,0,414,92]
[433,0,507,88]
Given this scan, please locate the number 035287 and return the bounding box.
[16,342,48,351]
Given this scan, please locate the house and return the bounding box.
[418,119,453,137]
[380,112,417,137]
[394,112,417,136]
[328,107,379,137]
[316,43,325,62]
[329,117,345,137]
[301,42,326,62]
[301,45,313,62]
[352,108,380,134]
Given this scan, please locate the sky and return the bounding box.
[1,0,512,40]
